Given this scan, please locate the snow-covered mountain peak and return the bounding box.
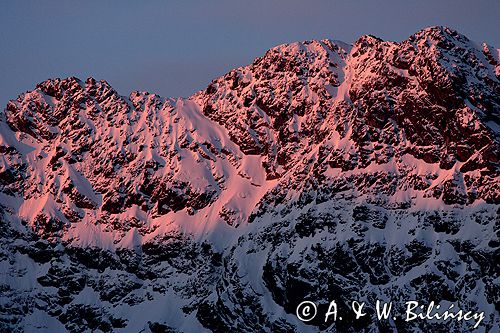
[0,27,499,333]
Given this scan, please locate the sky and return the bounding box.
[1,0,499,107]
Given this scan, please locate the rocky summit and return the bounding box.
[0,26,498,332]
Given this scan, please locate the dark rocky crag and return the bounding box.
[0,27,499,332]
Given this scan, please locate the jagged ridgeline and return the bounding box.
[0,26,498,332]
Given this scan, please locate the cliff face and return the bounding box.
[0,26,498,332]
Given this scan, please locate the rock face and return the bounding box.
[0,27,498,332]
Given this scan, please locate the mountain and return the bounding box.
[0,26,498,332]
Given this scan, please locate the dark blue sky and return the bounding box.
[1,1,498,107]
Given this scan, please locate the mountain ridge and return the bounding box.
[0,26,498,332]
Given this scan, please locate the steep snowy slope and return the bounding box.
[0,26,499,332]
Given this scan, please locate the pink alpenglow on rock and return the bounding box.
[0,27,498,332]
